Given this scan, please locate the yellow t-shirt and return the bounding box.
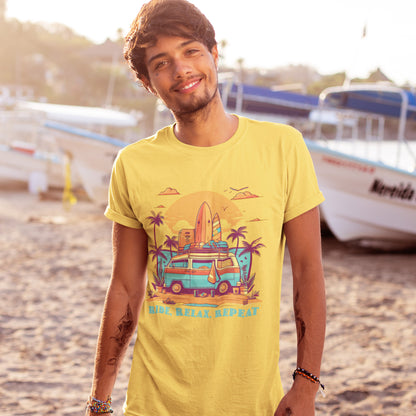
[105,116,324,416]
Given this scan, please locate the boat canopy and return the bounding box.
[320,85,416,120]
[220,82,319,118]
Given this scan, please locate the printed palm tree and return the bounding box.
[146,211,164,248]
[240,237,265,281]
[149,245,167,278]
[164,235,179,259]
[226,226,247,256]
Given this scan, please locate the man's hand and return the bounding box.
[274,377,318,416]
[274,391,315,415]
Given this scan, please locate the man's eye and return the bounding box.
[186,49,199,55]
[155,60,168,70]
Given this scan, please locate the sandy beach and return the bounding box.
[1,186,415,415]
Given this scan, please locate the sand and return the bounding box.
[1,187,415,415]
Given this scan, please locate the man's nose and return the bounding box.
[173,58,192,78]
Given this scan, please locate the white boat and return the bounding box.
[0,100,140,194]
[307,84,416,249]
[45,122,126,205]
[0,111,66,191]
[0,142,64,191]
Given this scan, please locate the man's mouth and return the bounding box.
[182,80,199,90]
[173,77,202,93]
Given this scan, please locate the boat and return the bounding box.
[0,96,139,194]
[45,121,126,205]
[219,79,319,123]
[0,110,66,191]
[307,84,416,249]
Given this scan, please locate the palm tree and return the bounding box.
[149,245,167,279]
[149,245,167,262]
[240,237,265,279]
[164,235,179,259]
[146,211,164,248]
[226,226,247,256]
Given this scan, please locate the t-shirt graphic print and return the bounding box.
[145,188,264,316]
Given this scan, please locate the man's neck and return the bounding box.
[173,93,238,147]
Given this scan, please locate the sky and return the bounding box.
[5,0,416,86]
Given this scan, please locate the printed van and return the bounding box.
[163,251,242,295]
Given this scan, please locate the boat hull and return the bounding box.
[307,140,416,248]
[53,132,120,204]
[0,145,65,190]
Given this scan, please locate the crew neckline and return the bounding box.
[163,114,247,154]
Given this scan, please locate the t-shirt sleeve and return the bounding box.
[283,129,324,223]
[104,151,143,229]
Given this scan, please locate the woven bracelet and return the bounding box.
[292,367,325,397]
[86,396,114,413]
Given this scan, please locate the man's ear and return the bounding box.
[211,44,219,69]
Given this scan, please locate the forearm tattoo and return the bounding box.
[107,304,134,367]
[294,291,306,346]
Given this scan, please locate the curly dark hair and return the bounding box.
[124,0,217,84]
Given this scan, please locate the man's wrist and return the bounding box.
[292,374,320,397]
[85,395,113,414]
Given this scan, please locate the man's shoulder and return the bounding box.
[118,125,171,158]
[241,116,303,143]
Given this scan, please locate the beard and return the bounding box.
[169,83,219,120]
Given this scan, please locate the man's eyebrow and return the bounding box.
[147,39,198,66]
[147,52,168,67]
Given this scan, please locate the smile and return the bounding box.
[175,78,202,93]
[183,81,198,90]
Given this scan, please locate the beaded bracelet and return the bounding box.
[292,367,325,397]
[86,396,114,414]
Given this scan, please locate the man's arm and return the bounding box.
[275,207,326,416]
[86,223,148,414]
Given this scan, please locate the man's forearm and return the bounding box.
[90,280,142,401]
[277,208,325,415]
[293,264,326,376]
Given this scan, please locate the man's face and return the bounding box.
[143,36,219,117]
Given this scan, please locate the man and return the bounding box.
[86,0,326,415]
